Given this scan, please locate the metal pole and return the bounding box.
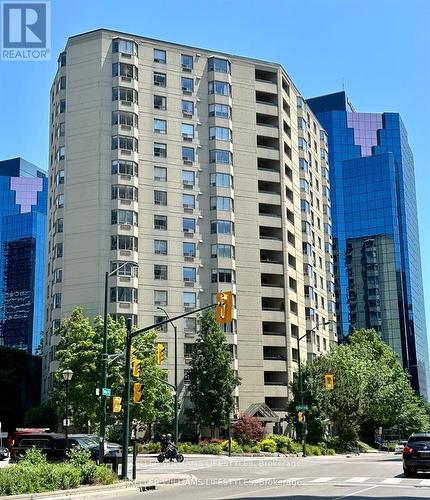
[99,271,109,463]
[174,323,178,446]
[297,334,306,457]
[132,439,137,480]
[228,414,231,457]
[65,380,69,451]
[121,319,132,480]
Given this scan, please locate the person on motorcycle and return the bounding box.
[160,434,168,453]
[165,433,177,461]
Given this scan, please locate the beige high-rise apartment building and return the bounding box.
[42,29,336,430]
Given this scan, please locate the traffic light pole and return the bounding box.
[120,302,218,480]
[297,332,307,458]
[99,271,109,463]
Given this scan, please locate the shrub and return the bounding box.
[288,441,302,454]
[94,465,117,485]
[232,415,265,445]
[221,439,243,453]
[270,435,292,453]
[250,444,261,453]
[326,448,336,455]
[51,464,81,490]
[306,445,322,456]
[241,444,252,453]
[67,446,97,484]
[138,442,161,454]
[19,447,47,466]
[258,438,277,453]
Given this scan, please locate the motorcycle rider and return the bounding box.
[165,433,177,461]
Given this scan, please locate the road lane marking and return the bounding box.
[310,477,335,482]
[332,485,378,500]
[345,477,369,483]
[381,477,403,484]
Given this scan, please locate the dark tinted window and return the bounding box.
[408,436,430,445]
[19,438,50,447]
[55,438,67,449]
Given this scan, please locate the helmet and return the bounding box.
[161,434,166,439]
[167,433,172,439]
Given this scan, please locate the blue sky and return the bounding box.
[0,0,429,324]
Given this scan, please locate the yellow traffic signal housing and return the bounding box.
[132,359,141,377]
[298,411,305,423]
[133,383,142,404]
[215,291,233,324]
[130,345,137,362]
[325,374,334,390]
[112,396,122,413]
[156,343,166,365]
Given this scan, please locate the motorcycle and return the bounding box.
[157,445,184,463]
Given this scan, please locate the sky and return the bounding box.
[0,0,429,324]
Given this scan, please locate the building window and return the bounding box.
[112,160,138,176]
[54,218,64,233]
[297,117,307,130]
[210,196,233,211]
[183,242,196,257]
[154,142,167,157]
[209,103,231,118]
[154,95,167,110]
[154,290,167,306]
[210,220,234,234]
[154,190,167,206]
[209,149,232,164]
[301,200,311,214]
[154,264,168,280]
[112,135,138,151]
[56,171,64,185]
[182,100,194,116]
[208,57,231,73]
[154,240,168,255]
[154,166,167,182]
[183,267,196,283]
[56,122,65,138]
[154,118,167,134]
[111,235,138,251]
[57,146,65,161]
[59,76,66,90]
[210,173,233,188]
[110,287,138,303]
[56,194,64,208]
[112,62,138,80]
[182,170,195,186]
[58,100,66,113]
[183,194,195,209]
[110,261,138,277]
[211,268,235,283]
[209,126,232,141]
[211,244,234,258]
[182,146,194,163]
[111,185,138,201]
[154,214,168,230]
[300,179,309,193]
[112,39,137,56]
[184,317,196,333]
[182,218,195,233]
[55,243,63,258]
[299,158,308,172]
[184,292,196,309]
[298,138,307,151]
[208,81,230,96]
[54,268,63,283]
[111,209,138,225]
[154,72,166,87]
[154,48,166,64]
[181,77,194,94]
[58,51,66,67]
[54,293,62,308]
[154,316,168,332]
[181,54,193,71]
[181,123,194,140]
[112,111,138,127]
[112,87,138,103]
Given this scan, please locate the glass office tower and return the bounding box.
[307,91,429,398]
[0,158,47,354]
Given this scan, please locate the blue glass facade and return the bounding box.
[307,92,429,398]
[0,158,47,354]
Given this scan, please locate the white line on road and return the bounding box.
[310,476,335,482]
[381,477,403,484]
[345,477,369,483]
[332,485,379,500]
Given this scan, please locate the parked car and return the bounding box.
[403,433,430,477]
[7,428,51,450]
[394,441,407,454]
[69,434,121,464]
[0,446,9,460]
[10,433,67,462]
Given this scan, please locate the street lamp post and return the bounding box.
[157,306,178,446]
[99,261,138,462]
[297,321,331,457]
[62,369,73,451]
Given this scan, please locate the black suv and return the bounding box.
[403,433,430,477]
[10,433,67,462]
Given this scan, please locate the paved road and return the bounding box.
[126,454,430,499]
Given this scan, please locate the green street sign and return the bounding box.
[296,404,308,411]
[102,388,111,397]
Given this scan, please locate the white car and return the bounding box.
[394,441,407,454]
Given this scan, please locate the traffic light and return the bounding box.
[130,345,137,362]
[132,359,141,377]
[133,383,142,404]
[112,396,122,413]
[298,412,305,423]
[215,291,233,324]
[156,343,166,365]
[325,374,334,390]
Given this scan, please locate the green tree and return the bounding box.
[23,403,58,430]
[51,307,173,432]
[188,309,240,438]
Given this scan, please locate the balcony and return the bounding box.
[265,397,288,413]
[260,249,283,265]
[259,226,283,243]
[262,297,284,312]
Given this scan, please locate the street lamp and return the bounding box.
[297,321,332,457]
[62,368,73,451]
[157,306,178,446]
[99,261,138,462]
